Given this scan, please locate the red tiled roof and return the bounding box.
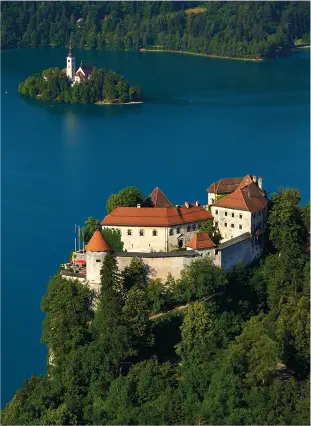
[149,187,173,208]
[186,232,216,250]
[207,174,254,194]
[75,71,87,79]
[86,229,110,252]
[75,65,93,78]
[101,204,212,227]
[212,182,267,213]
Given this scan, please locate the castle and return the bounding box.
[61,174,267,292]
[65,41,93,84]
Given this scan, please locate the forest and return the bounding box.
[2,1,310,59]
[2,187,310,425]
[18,67,143,104]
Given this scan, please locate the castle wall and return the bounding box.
[218,234,263,271]
[116,253,198,280]
[86,251,107,285]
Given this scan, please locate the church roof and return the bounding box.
[186,232,216,250]
[75,64,93,78]
[149,187,173,208]
[207,174,254,194]
[212,181,267,213]
[101,204,212,227]
[86,229,110,252]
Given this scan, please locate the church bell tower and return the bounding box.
[66,39,75,81]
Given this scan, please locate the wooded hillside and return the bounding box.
[2,1,310,58]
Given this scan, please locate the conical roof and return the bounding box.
[86,229,110,252]
[149,187,173,208]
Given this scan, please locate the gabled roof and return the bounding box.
[212,182,267,213]
[101,204,212,227]
[186,232,216,250]
[75,65,93,78]
[85,229,110,252]
[207,174,254,194]
[149,187,173,208]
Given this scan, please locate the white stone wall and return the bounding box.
[66,56,75,80]
[219,236,263,271]
[86,251,107,284]
[116,255,196,280]
[103,223,200,253]
[208,192,217,205]
[210,206,252,241]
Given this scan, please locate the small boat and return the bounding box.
[49,105,54,108]
[5,91,8,94]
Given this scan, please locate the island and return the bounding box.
[18,44,143,105]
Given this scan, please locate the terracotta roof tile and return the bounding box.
[101,204,212,227]
[212,182,267,213]
[149,187,173,208]
[186,232,216,250]
[86,229,110,252]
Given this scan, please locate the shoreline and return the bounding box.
[140,49,263,62]
[95,100,143,106]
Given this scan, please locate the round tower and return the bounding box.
[85,228,110,290]
[66,39,76,81]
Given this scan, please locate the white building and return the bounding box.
[101,188,212,253]
[209,175,267,242]
[66,40,76,80]
[65,42,93,84]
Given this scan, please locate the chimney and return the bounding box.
[258,177,263,190]
[185,202,190,209]
[252,175,257,183]
[137,203,141,208]
[195,201,200,207]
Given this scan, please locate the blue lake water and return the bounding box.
[1,48,310,406]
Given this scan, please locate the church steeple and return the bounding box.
[66,38,75,81]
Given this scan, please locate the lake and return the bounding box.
[1,47,310,407]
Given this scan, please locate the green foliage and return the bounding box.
[18,67,143,104]
[199,218,223,245]
[106,185,145,213]
[81,216,123,251]
[2,2,310,59]
[4,187,310,425]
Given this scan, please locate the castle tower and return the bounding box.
[66,39,75,80]
[85,229,110,290]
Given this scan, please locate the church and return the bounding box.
[65,41,93,85]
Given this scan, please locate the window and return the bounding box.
[169,229,174,236]
[139,229,144,236]
[96,259,101,263]
[231,224,235,228]
[211,198,214,203]
[239,224,242,229]
[215,249,219,255]
[232,213,234,217]
[239,214,242,219]
[224,223,227,227]
[225,211,228,216]
[152,229,157,236]
[187,226,191,232]
[127,229,132,236]
[215,221,218,228]
[176,228,181,234]
[192,224,196,231]
[216,210,218,215]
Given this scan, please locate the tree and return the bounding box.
[82,216,100,243]
[121,256,148,291]
[106,185,145,213]
[41,274,94,370]
[198,219,222,245]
